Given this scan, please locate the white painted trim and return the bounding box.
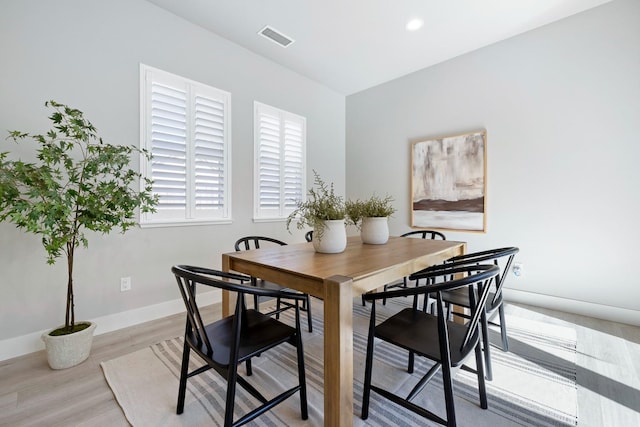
[503,288,640,327]
[0,290,221,362]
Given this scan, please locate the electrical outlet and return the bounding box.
[512,263,523,278]
[120,277,132,292]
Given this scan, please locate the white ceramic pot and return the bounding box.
[313,219,347,253]
[361,217,389,244]
[41,321,97,369]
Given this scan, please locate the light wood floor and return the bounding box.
[1,302,639,426]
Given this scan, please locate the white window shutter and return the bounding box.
[192,91,227,217]
[149,80,188,219]
[283,116,304,212]
[254,102,306,220]
[141,65,231,225]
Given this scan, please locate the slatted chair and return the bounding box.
[361,264,500,427]
[372,229,446,307]
[431,247,519,381]
[172,265,308,427]
[234,236,313,333]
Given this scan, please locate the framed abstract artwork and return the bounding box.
[411,130,487,232]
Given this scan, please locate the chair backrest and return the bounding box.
[401,230,446,240]
[446,247,519,311]
[172,265,252,356]
[234,236,287,251]
[409,264,500,353]
[400,230,446,288]
[172,265,304,357]
[304,230,313,242]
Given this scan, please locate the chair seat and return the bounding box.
[254,279,286,292]
[193,309,296,367]
[375,308,479,367]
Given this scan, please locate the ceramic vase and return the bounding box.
[360,217,389,244]
[313,219,347,253]
[41,321,97,369]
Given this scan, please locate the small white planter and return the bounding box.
[313,219,347,253]
[361,217,389,244]
[41,321,97,369]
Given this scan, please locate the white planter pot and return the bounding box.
[41,321,97,369]
[361,217,389,244]
[313,219,347,253]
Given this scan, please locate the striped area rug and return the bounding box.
[102,298,577,426]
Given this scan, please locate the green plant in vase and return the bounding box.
[287,170,349,252]
[0,100,157,368]
[346,194,396,229]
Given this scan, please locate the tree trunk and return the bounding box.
[65,243,75,331]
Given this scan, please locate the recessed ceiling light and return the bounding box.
[406,18,423,31]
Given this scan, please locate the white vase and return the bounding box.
[313,219,347,253]
[361,217,389,244]
[41,321,97,369]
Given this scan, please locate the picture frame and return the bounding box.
[411,130,487,232]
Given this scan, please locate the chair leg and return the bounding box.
[474,342,488,409]
[305,296,313,333]
[176,341,191,414]
[276,297,281,320]
[361,311,377,420]
[407,351,415,373]
[296,330,309,420]
[224,365,239,427]
[441,363,457,427]
[498,304,509,352]
[246,358,252,376]
[253,294,259,311]
[480,311,493,381]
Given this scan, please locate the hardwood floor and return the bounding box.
[1,302,638,426]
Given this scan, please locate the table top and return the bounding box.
[223,236,466,298]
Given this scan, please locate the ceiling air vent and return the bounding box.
[258,25,295,48]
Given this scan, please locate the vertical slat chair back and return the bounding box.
[175,273,214,355]
[446,247,519,312]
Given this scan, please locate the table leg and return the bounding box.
[221,255,232,318]
[323,275,354,427]
[453,243,467,324]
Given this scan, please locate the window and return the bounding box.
[140,65,231,226]
[254,102,306,220]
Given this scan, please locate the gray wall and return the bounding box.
[347,0,640,323]
[0,0,345,351]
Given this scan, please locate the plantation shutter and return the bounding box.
[141,65,230,225]
[254,102,306,219]
[149,80,188,219]
[283,117,304,210]
[192,92,226,217]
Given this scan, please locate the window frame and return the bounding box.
[253,101,307,222]
[139,64,232,227]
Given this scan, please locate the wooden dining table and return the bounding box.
[222,235,466,426]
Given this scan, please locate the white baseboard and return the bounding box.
[4,289,637,362]
[503,288,640,327]
[0,290,221,362]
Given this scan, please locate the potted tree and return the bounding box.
[0,100,157,369]
[286,170,349,253]
[346,194,396,244]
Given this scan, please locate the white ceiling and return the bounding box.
[145,0,611,95]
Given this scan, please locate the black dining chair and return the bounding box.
[304,230,313,242]
[172,265,308,427]
[234,236,313,332]
[430,247,519,381]
[361,263,500,427]
[364,229,446,307]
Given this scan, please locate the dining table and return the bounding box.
[222,235,466,426]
